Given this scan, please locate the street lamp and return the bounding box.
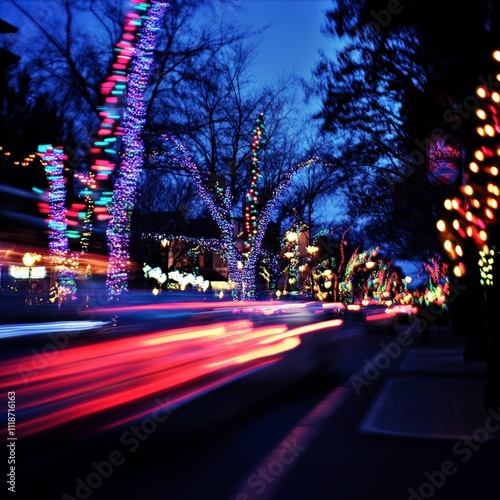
[306,244,319,299]
[22,252,37,306]
[161,238,171,289]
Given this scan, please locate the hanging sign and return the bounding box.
[427,134,461,186]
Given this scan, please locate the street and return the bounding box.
[2,300,499,499]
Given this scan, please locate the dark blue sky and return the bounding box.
[229,0,333,85]
[1,0,334,86]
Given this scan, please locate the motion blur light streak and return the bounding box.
[208,337,301,367]
[0,315,341,438]
[0,320,108,339]
[142,325,228,345]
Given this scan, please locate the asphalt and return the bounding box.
[253,323,500,500]
[4,304,500,499]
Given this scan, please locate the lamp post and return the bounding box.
[284,230,299,292]
[306,244,319,299]
[161,238,170,289]
[22,252,37,306]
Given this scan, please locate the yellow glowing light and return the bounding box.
[463,185,473,196]
[444,240,453,252]
[475,150,485,162]
[485,208,494,219]
[485,124,495,137]
[453,265,463,277]
[493,92,500,103]
[476,127,485,137]
[479,231,488,241]
[491,166,498,176]
[467,226,473,237]
[476,109,487,119]
[487,183,499,195]
[469,162,480,173]
[472,199,481,208]
[453,219,460,230]
[456,245,463,257]
[444,199,453,210]
[436,220,446,232]
[477,86,487,98]
[465,211,473,221]
[451,198,460,210]
[494,50,500,62]
[487,198,498,209]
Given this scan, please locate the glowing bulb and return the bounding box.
[476,109,487,119]
[453,264,464,277]
[485,124,495,137]
[436,220,446,232]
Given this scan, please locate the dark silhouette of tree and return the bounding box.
[312,0,500,406]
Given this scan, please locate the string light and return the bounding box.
[105,1,170,299]
[163,133,319,299]
[39,145,77,301]
[437,49,500,279]
[244,113,266,251]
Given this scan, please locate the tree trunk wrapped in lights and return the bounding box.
[164,133,318,300]
[105,1,170,300]
[39,144,77,302]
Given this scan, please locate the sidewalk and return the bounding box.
[269,324,500,500]
[358,325,495,442]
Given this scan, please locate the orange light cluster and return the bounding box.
[437,49,500,277]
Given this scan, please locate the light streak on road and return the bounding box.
[0,314,342,438]
[0,320,109,339]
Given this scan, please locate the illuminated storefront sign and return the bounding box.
[9,266,47,279]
